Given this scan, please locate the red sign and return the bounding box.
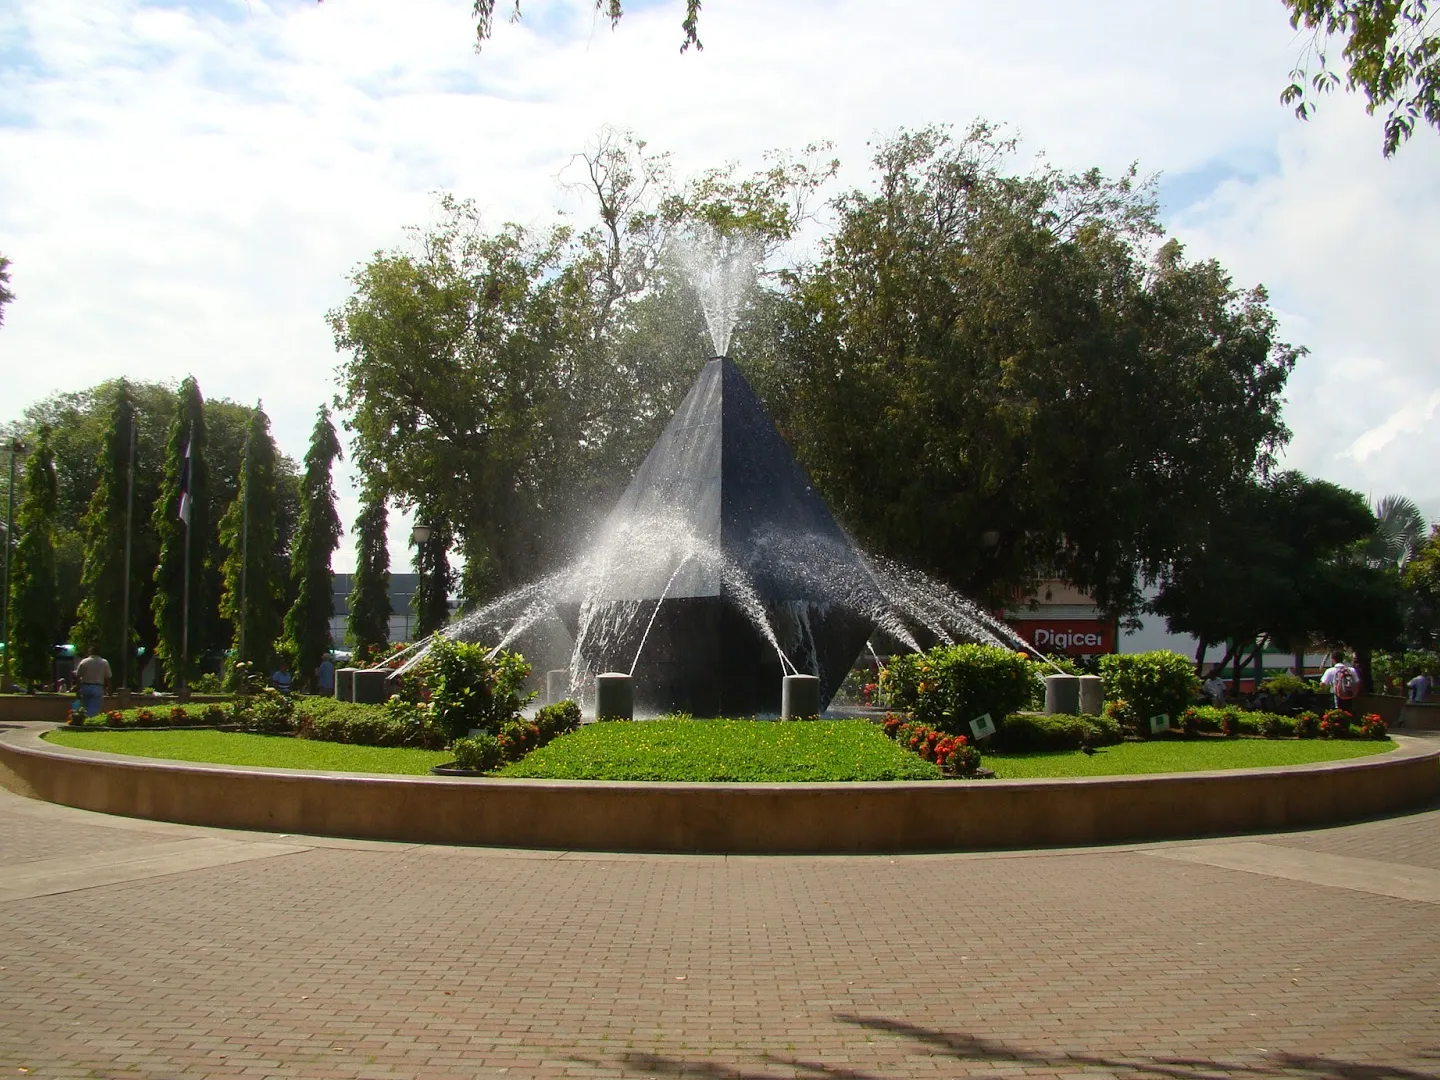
[1007,618,1116,655]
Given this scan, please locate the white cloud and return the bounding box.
[2,0,1437,571]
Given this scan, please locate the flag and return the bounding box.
[177,440,192,526]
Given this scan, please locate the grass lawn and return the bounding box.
[498,719,943,781]
[983,736,1395,779]
[43,729,450,776]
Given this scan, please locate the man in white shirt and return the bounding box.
[1320,653,1360,711]
[1409,672,1432,703]
[73,644,112,717]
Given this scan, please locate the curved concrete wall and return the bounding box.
[2,726,1436,854]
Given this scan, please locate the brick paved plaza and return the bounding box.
[3,756,1439,1079]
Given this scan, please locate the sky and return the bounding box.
[2,0,1437,574]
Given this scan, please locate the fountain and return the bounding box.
[386,227,1041,715]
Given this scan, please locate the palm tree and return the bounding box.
[1363,495,1428,570]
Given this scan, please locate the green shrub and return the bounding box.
[237,688,295,734]
[879,644,1038,736]
[1294,711,1319,738]
[412,636,534,741]
[1260,672,1324,697]
[292,697,447,750]
[535,700,582,740]
[1097,652,1198,738]
[191,673,224,695]
[451,734,503,772]
[991,712,1123,752]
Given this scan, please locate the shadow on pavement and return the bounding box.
[567,1016,1440,1079]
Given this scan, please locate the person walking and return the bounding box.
[1409,671,1432,703]
[315,653,336,696]
[1321,653,1361,713]
[74,644,112,718]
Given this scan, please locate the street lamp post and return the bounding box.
[2,438,29,692]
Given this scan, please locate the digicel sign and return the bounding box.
[1007,619,1117,655]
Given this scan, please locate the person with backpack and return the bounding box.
[1322,653,1361,713]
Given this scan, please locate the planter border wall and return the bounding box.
[1,725,1436,854]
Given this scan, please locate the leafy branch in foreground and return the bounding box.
[1282,0,1439,156]
[471,0,703,52]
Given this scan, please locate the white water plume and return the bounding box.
[674,225,765,357]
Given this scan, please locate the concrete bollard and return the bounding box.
[334,667,357,702]
[781,674,822,719]
[1078,674,1105,716]
[352,668,391,704]
[546,669,570,706]
[595,672,633,721]
[1044,674,1081,715]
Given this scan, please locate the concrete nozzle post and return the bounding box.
[1078,674,1105,716]
[595,672,633,721]
[352,669,391,705]
[781,674,821,719]
[545,669,570,707]
[334,668,356,702]
[1044,673,1081,715]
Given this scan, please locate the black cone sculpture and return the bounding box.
[561,358,876,716]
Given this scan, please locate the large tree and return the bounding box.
[283,407,343,688]
[348,486,392,663]
[73,383,144,682]
[151,378,210,688]
[331,133,822,601]
[218,407,287,677]
[765,124,1299,617]
[1153,473,1403,679]
[7,427,58,689]
[1283,0,1439,156]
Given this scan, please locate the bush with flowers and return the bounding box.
[882,713,982,776]
[1319,709,1351,738]
[1294,711,1319,738]
[879,644,1037,737]
[1357,713,1387,739]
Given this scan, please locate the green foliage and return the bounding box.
[151,378,209,687]
[991,712,1123,752]
[0,252,12,326]
[218,407,286,675]
[499,719,942,782]
[73,383,143,682]
[879,643,1037,736]
[1371,648,1440,691]
[1097,651,1198,737]
[412,636,534,741]
[452,733,503,771]
[471,1,705,53]
[294,697,448,749]
[535,699,582,739]
[762,125,1298,616]
[1403,528,1440,649]
[348,487,391,663]
[1282,0,1439,156]
[283,407,343,688]
[8,428,59,688]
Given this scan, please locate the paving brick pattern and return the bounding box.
[2,791,1438,1079]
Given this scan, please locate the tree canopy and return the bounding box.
[1283,0,1439,156]
[0,253,13,327]
[7,427,59,689]
[471,0,703,52]
[283,406,344,687]
[151,377,210,687]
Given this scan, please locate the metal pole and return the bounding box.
[1,443,17,691]
[119,413,136,690]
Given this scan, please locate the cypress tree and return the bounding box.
[348,486,391,663]
[218,406,283,678]
[73,382,139,679]
[283,407,343,689]
[411,513,453,639]
[8,427,58,689]
[151,377,208,688]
